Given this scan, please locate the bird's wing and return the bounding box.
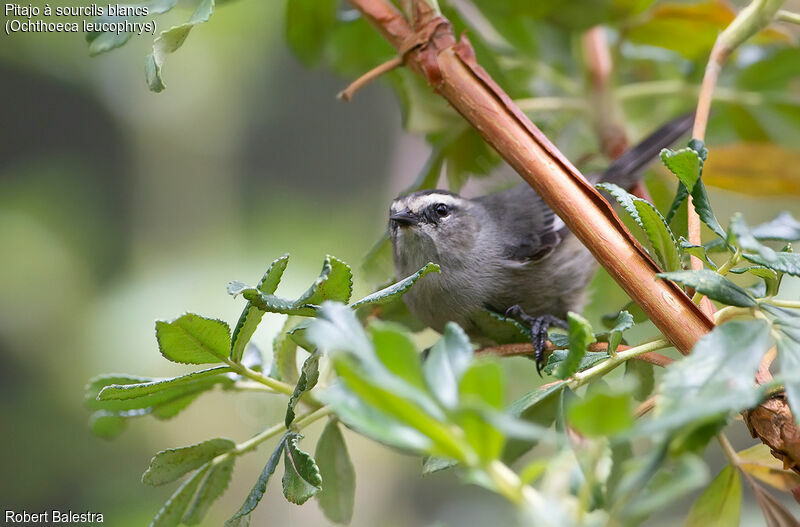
[475,184,568,263]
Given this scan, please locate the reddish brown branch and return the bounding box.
[476,341,673,367]
[348,0,714,355]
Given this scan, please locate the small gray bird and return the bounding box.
[389,114,693,371]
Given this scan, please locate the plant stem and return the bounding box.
[568,338,671,389]
[691,249,741,303]
[717,432,741,467]
[763,298,800,309]
[235,406,331,456]
[777,9,800,24]
[485,460,546,512]
[224,358,297,398]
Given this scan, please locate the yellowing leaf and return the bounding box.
[627,1,790,59]
[703,143,800,196]
[738,444,800,492]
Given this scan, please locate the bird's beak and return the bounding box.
[389,209,419,227]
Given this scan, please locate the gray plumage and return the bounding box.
[389,114,693,339]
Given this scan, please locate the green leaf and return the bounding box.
[622,454,708,521]
[88,411,127,439]
[285,0,338,66]
[554,312,596,379]
[774,330,800,424]
[544,350,608,376]
[156,314,231,364]
[665,182,690,226]
[657,270,756,307]
[661,147,702,192]
[315,420,355,525]
[151,463,210,527]
[369,322,427,391]
[625,359,655,402]
[85,373,220,419]
[226,436,286,525]
[423,322,474,408]
[285,351,320,428]
[457,361,505,461]
[568,389,633,437]
[681,238,717,269]
[288,320,315,352]
[728,266,778,281]
[637,320,772,436]
[145,0,215,92]
[685,465,742,527]
[504,381,565,463]
[240,256,353,316]
[470,309,530,345]
[142,438,236,486]
[751,212,800,242]
[98,366,233,400]
[350,263,440,308]
[319,384,433,453]
[183,456,235,525]
[634,199,682,271]
[691,179,727,240]
[230,254,289,362]
[282,433,322,505]
[607,310,634,355]
[270,317,301,383]
[603,302,648,329]
[86,0,178,56]
[598,182,682,270]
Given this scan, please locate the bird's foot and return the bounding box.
[505,305,567,376]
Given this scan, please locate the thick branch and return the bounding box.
[348,0,714,354]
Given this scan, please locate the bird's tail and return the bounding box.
[599,112,694,190]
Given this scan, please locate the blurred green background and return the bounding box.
[1,0,800,525]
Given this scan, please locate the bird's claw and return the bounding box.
[505,305,567,376]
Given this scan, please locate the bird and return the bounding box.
[388,114,694,373]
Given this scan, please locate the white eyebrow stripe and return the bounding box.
[406,194,461,213]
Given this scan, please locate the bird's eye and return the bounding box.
[435,203,449,217]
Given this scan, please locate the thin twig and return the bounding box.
[476,341,673,367]
[338,56,404,101]
[777,9,800,24]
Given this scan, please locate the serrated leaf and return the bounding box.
[285,351,320,428]
[151,464,209,527]
[661,147,702,192]
[350,263,439,308]
[143,438,236,486]
[544,350,608,376]
[183,456,235,525]
[241,256,352,316]
[685,465,741,527]
[86,0,177,56]
[681,238,717,269]
[226,436,286,525]
[634,199,682,271]
[98,366,233,400]
[607,310,634,356]
[288,320,314,352]
[598,182,682,270]
[728,266,778,281]
[145,0,215,92]
[554,312,596,379]
[603,302,648,329]
[738,444,800,492]
[691,179,727,240]
[315,420,355,524]
[230,255,289,362]
[155,314,230,365]
[657,270,756,307]
[665,181,690,226]
[285,0,338,66]
[423,322,474,408]
[85,373,217,418]
[636,320,772,436]
[732,215,800,277]
[282,433,322,505]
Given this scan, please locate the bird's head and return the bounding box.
[388,190,480,271]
